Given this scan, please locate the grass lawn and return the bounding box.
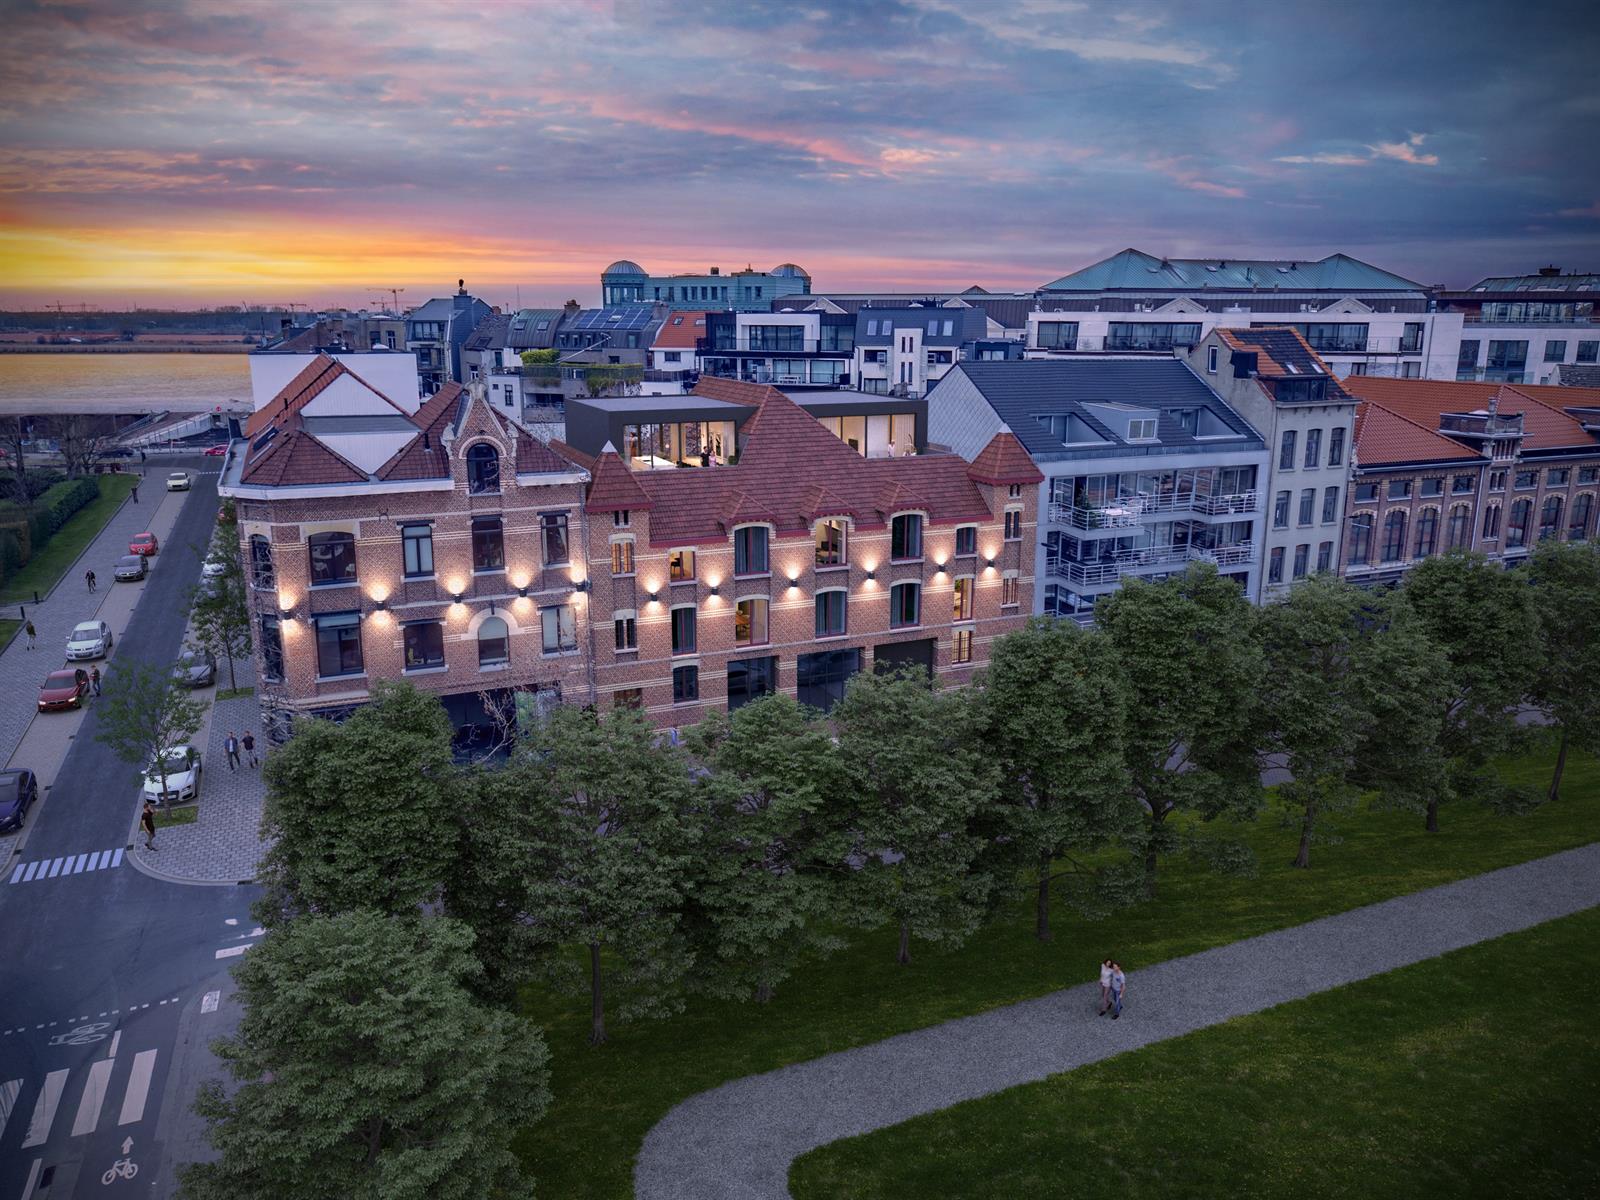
[152,804,198,828]
[0,618,17,649]
[791,906,1600,1199]
[512,738,1598,1200]
[0,475,139,605]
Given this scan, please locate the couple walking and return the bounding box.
[1097,958,1128,1020]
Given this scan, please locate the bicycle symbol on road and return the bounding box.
[102,1157,139,1184]
[48,1022,110,1047]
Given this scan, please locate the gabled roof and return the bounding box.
[967,432,1045,486]
[653,310,713,350]
[584,449,652,512]
[1041,248,1424,293]
[1343,377,1600,453]
[241,427,368,486]
[1353,402,1481,468]
[1214,327,1352,398]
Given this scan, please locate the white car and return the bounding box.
[65,620,112,660]
[166,471,192,492]
[142,744,203,806]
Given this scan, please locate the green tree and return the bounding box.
[95,661,206,803]
[976,617,1137,940]
[1094,564,1266,896]
[525,706,696,1045]
[189,520,253,691]
[683,695,848,1002]
[519,348,559,365]
[1402,551,1541,830]
[257,681,458,923]
[834,669,996,965]
[1527,539,1600,801]
[179,911,550,1200]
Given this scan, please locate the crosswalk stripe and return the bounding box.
[70,1059,113,1136]
[95,849,112,869]
[72,853,88,873]
[0,1078,21,1142]
[118,1051,158,1126]
[47,857,64,878]
[20,861,39,882]
[20,1069,66,1148]
[111,848,124,868]
[8,864,22,884]
[9,848,127,884]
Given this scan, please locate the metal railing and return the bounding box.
[1046,541,1256,587]
[1047,490,1258,528]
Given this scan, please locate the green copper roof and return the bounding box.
[1041,248,1424,293]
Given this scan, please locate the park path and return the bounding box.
[635,842,1600,1200]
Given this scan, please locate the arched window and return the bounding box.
[1447,504,1470,549]
[466,443,500,494]
[1381,510,1407,562]
[1507,498,1531,548]
[1413,508,1439,558]
[1570,494,1594,541]
[1538,495,1563,541]
[1348,514,1374,565]
[308,531,356,586]
[889,581,921,628]
[1482,504,1501,541]
[249,534,275,589]
[477,616,509,666]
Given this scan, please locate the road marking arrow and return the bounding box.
[121,1136,133,1155]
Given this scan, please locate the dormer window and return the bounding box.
[466,443,500,494]
[1127,418,1157,441]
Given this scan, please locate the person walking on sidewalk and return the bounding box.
[1097,957,1114,1016]
[1109,962,1128,1020]
[141,799,158,851]
[224,731,241,771]
[90,666,101,696]
[242,730,258,768]
[131,480,139,502]
[24,620,35,650]
[85,568,97,592]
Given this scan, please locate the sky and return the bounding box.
[0,0,1597,311]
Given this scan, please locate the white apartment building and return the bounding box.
[1438,268,1600,384]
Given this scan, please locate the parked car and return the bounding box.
[65,620,112,660]
[38,668,90,712]
[174,647,217,688]
[203,444,228,457]
[129,532,159,556]
[0,769,38,832]
[113,554,148,582]
[166,471,192,491]
[142,744,202,805]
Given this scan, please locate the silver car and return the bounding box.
[65,620,112,660]
[113,554,147,582]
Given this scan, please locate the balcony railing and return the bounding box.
[1046,541,1255,587]
[1047,490,1258,529]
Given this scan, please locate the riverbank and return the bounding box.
[0,343,252,354]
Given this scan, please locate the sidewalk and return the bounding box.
[634,842,1600,1200]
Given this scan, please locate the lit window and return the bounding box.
[735,598,769,646]
[890,582,920,628]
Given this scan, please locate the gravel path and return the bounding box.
[635,843,1600,1200]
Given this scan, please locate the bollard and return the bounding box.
[17,604,23,622]
[33,591,40,605]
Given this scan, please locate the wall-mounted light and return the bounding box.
[787,575,800,589]
[648,591,660,603]
[708,584,719,597]
[574,580,591,593]
[985,558,996,569]
[450,592,465,605]
[865,570,876,582]
[372,597,388,612]
[517,585,530,598]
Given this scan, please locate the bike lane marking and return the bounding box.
[118,1051,158,1126]
[70,1057,114,1136]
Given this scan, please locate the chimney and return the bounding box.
[280,318,293,332]
[457,278,466,294]
[423,431,431,449]
[1539,265,1562,277]
[709,266,720,276]
[564,299,581,315]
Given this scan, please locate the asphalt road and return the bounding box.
[0,460,260,1198]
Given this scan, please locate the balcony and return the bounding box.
[1046,541,1255,588]
[1047,490,1258,529]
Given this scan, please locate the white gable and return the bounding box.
[302,374,404,419]
[316,430,417,473]
[1155,297,1209,314]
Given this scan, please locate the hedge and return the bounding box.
[0,476,102,591]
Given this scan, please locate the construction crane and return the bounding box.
[367,287,406,315]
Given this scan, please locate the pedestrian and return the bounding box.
[140,799,158,851]
[242,730,257,768]
[131,482,139,502]
[139,449,147,463]
[1110,961,1128,1020]
[1097,957,1114,1016]
[90,666,101,696]
[224,731,241,771]
[24,619,35,650]
[85,568,97,592]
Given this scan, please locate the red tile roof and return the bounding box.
[374,383,461,481]
[585,449,653,512]
[966,432,1045,485]
[1344,377,1600,452]
[652,310,714,350]
[241,428,368,486]
[1353,402,1481,468]
[244,353,412,438]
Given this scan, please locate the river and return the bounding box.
[0,353,252,413]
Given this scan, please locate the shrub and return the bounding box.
[0,531,21,587]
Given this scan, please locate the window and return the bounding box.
[733,526,769,576]
[952,628,973,664]
[1570,493,1594,540]
[541,513,569,564]
[954,526,977,557]
[670,606,696,655]
[1453,475,1475,494]
[477,617,509,666]
[471,517,504,572]
[1292,544,1309,580]
[1381,510,1407,562]
[1206,345,1219,374]
[890,582,920,628]
[1482,504,1502,540]
[1303,428,1322,469]
[1414,508,1439,557]
[727,656,778,711]
[1355,482,1378,503]
[1273,491,1290,529]
[1298,488,1315,526]
[815,590,846,638]
[1490,471,1507,492]
[669,549,695,582]
[1004,510,1022,540]
[735,598,769,646]
[613,688,643,711]
[1268,546,1284,583]
[611,540,634,576]
[1458,340,1480,371]
[1279,430,1297,471]
[672,665,699,704]
[1515,470,1537,489]
[614,509,631,528]
[403,622,444,671]
[1001,574,1018,607]
[1507,498,1531,548]
[1322,486,1339,524]
[891,514,923,560]
[1008,484,1024,499]
[308,531,357,587]
[614,615,636,652]
[1577,341,1599,364]
[1539,495,1564,540]
[1547,467,1570,486]
[541,605,577,653]
[249,534,275,589]
[1419,478,1443,498]
[1348,515,1374,565]
[1316,541,1333,573]
[466,443,500,494]
[314,612,363,677]
[1402,361,1422,379]
[401,524,432,578]
[1487,340,1528,371]
[259,615,284,682]
[1402,322,1425,353]
[1128,418,1157,441]
[952,577,974,621]
[1545,341,1568,363]
[1582,467,1600,485]
[1447,504,1470,549]
[1328,426,1345,468]
[816,519,847,567]
[796,647,860,713]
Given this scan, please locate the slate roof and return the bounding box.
[1555,364,1600,388]
[505,308,564,351]
[1465,272,1600,293]
[463,313,510,352]
[1353,402,1481,468]
[856,307,988,346]
[1214,327,1353,399]
[1041,249,1424,294]
[952,359,1263,459]
[792,293,1035,330]
[653,310,714,350]
[1343,377,1600,453]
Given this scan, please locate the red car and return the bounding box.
[129,531,159,556]
[203,444,228,456]
[38,668,90,712]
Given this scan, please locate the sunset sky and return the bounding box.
[1,0,1597,310]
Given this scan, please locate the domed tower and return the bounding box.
[601,260,648,305]
[770,263,812,295]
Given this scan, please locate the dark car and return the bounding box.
[113,554,147,582]
[38,668,90,712]
[0,769,38,831]
[174,647,218,688]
